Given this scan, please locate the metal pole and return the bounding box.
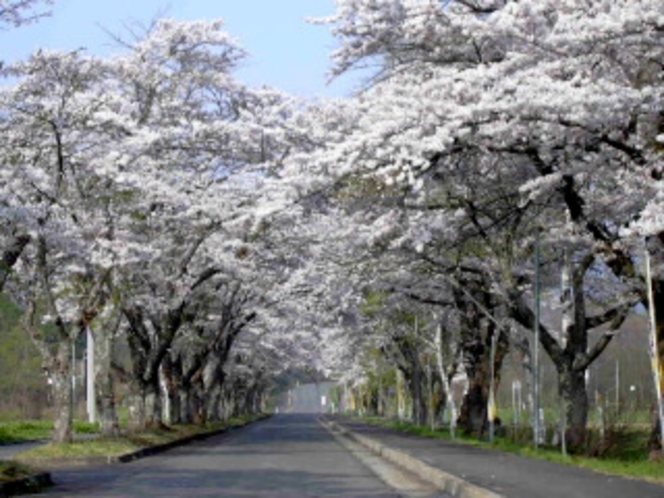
[534,228,541,449]
[489,332,497,443]
[615,359,620,413]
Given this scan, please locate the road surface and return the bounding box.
[20,414,444,497]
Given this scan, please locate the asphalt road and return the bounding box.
[20,414,439,498]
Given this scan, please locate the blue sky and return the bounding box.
[2,0,360,97]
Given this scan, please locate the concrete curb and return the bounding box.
[15,428,233,469]
[16,415,272,469]
[321,417,504,498]
[0,472,53,498]
[4,414,272,495]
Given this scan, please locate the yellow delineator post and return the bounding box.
[645,245,664,451]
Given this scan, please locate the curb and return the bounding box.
[17,415,272,468]
[15,428,232,468]
[0,472,53,498]
[5,414,271,495]
[321,417,504,498]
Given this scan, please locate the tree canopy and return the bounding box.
[1,0,663,450]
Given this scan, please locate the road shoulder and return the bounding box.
[325,415,664,498]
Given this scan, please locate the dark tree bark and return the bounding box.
[0,233,30,291]
[123,303,188,430]
[455,282,509,437]
[386,332,429,426]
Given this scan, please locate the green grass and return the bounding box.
[17,438,140,460]
[14,413,267,462]
[0,420,52,444]
[355,416,664,484]
[0,460,39,483]
[0,420,101,444]
[73,421,101,434]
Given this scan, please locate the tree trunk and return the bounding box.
[458,328,509,435]
[23,300,76,443]
[435,325,457,434]
[94,331,119,437]
[388,331,428,425]
[456,281,509,436]
[98,374,119,438]
[405,369,428,426]
[51,340,74,443]
[144,385,162,427]
[160,357,181,425]
[558,361,588,450]
[191,386,206,425]
[205,385,223,422]
[178,388,191,424]
[128,390,146,432]
[127,381,162,430]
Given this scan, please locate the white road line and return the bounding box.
[319,418,446,498]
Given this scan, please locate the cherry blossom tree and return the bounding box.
[0,17,303,436]
[314,0,664,446]
[0,48,125,442]
[0,0,54,290]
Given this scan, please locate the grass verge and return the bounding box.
[0,420,100,444]
[14,414,265,462]
[0,460,38,483]
[355,415,664,484]
[0,421,52,444]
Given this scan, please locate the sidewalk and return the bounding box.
[0,441,45,461]
[327,416,664,498]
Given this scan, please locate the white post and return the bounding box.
[645,244,664,451]
[86,327,96,424]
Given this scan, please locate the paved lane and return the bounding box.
[0,441,44,460]
[25,414,424,497]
